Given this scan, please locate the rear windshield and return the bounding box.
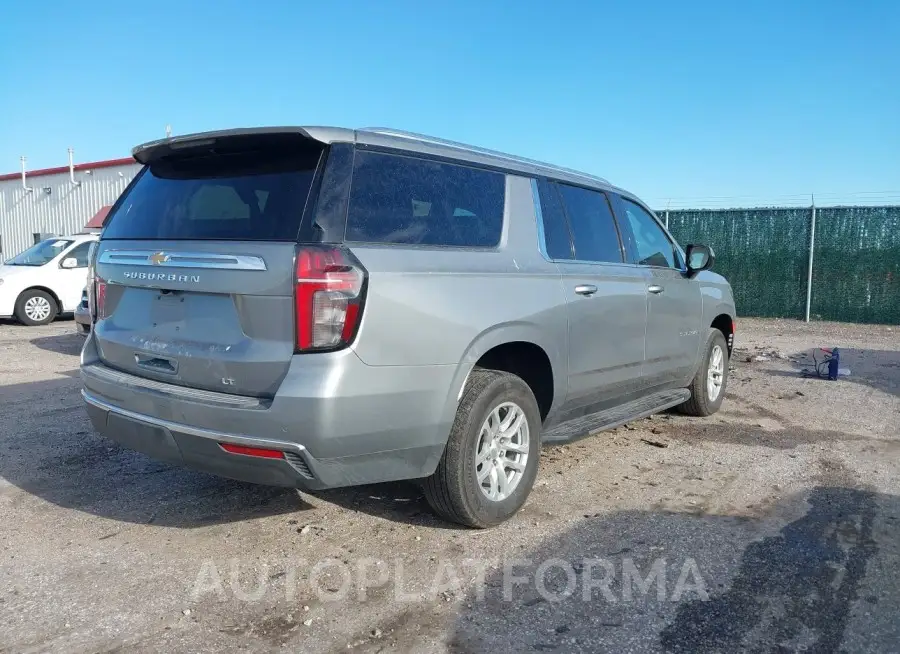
[102,146,321,241]
[345,150,505,247]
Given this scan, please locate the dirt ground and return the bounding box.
[0,317,898,653]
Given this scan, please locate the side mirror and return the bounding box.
[61,257,78,269]
[685,244,714,277]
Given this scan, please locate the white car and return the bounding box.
[0,233,98,326]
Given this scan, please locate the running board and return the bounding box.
[542,389,691,444]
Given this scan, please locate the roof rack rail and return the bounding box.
[357,127,609,185]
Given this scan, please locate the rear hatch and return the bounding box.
[92,131,326,398]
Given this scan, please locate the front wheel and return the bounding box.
[15,289,58,326]
[678,329,729,417]
[423,369,541,528]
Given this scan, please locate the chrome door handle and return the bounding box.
[574,284,598,296]
[648,285,665,294]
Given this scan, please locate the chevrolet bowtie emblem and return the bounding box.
[149,252,170,265]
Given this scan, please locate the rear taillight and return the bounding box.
[94,280,108,320]
[294,246,367,352]
[86,241,109,322]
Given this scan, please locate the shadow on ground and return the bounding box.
[0,374,311,528]
[435,486,899,654]
[29,328,85,356]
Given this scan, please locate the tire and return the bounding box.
[423,368,542,528]
[15,289,58,326]
[678,329,729,417]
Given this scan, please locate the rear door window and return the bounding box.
[102,146,322,241]
[345,151,505,247]
[554,183,623,263]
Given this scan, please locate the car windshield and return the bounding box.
[6,239,74,266]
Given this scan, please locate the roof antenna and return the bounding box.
[165,124,172,139]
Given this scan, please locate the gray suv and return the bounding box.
[80,126,735,528]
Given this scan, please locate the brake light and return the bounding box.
[294,246,367,352]
[89,277,107,321]
[86,242,106,322]
[95,280,107,320]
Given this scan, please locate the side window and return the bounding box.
[535,178,573,259]
[554,183,623,263]
[619,198,679,268]
[345,151,505,247]
[64,242,93,268]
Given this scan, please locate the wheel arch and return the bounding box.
[711,312,735,355]
[440,322,567,431]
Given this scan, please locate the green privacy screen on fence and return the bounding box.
[664,206,900,325]
[811,206,900,324]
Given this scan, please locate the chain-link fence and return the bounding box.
[663,206,900,325]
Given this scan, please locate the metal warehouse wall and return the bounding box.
[0,162,142,261]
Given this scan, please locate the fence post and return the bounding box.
[804,196,816,322]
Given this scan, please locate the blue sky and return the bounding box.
[1,0,897,208]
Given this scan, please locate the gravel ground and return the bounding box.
[0,317,898,653]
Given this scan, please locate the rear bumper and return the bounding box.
[83,389,324,488]
[80,335,455,490]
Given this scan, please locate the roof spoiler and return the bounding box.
[132,127,321,164]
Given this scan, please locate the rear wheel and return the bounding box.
[423,369,541,528]
[15,290,58,326]
[678,329,729,416]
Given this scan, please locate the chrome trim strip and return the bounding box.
[82,389,306,454]
[98,250,267,271]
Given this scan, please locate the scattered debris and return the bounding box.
[182,609,192,616]
[303,619,313,627]
[371,628,383,638]
[298,525,311,535]
[640,438,669,448]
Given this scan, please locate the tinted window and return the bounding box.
[65,242,93,268]
[620,198,678,268]
[536,178,573,259]
[302,144,353,243]
[346,151,504,247]
[102,146,321,241]
[555,184,622,263]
